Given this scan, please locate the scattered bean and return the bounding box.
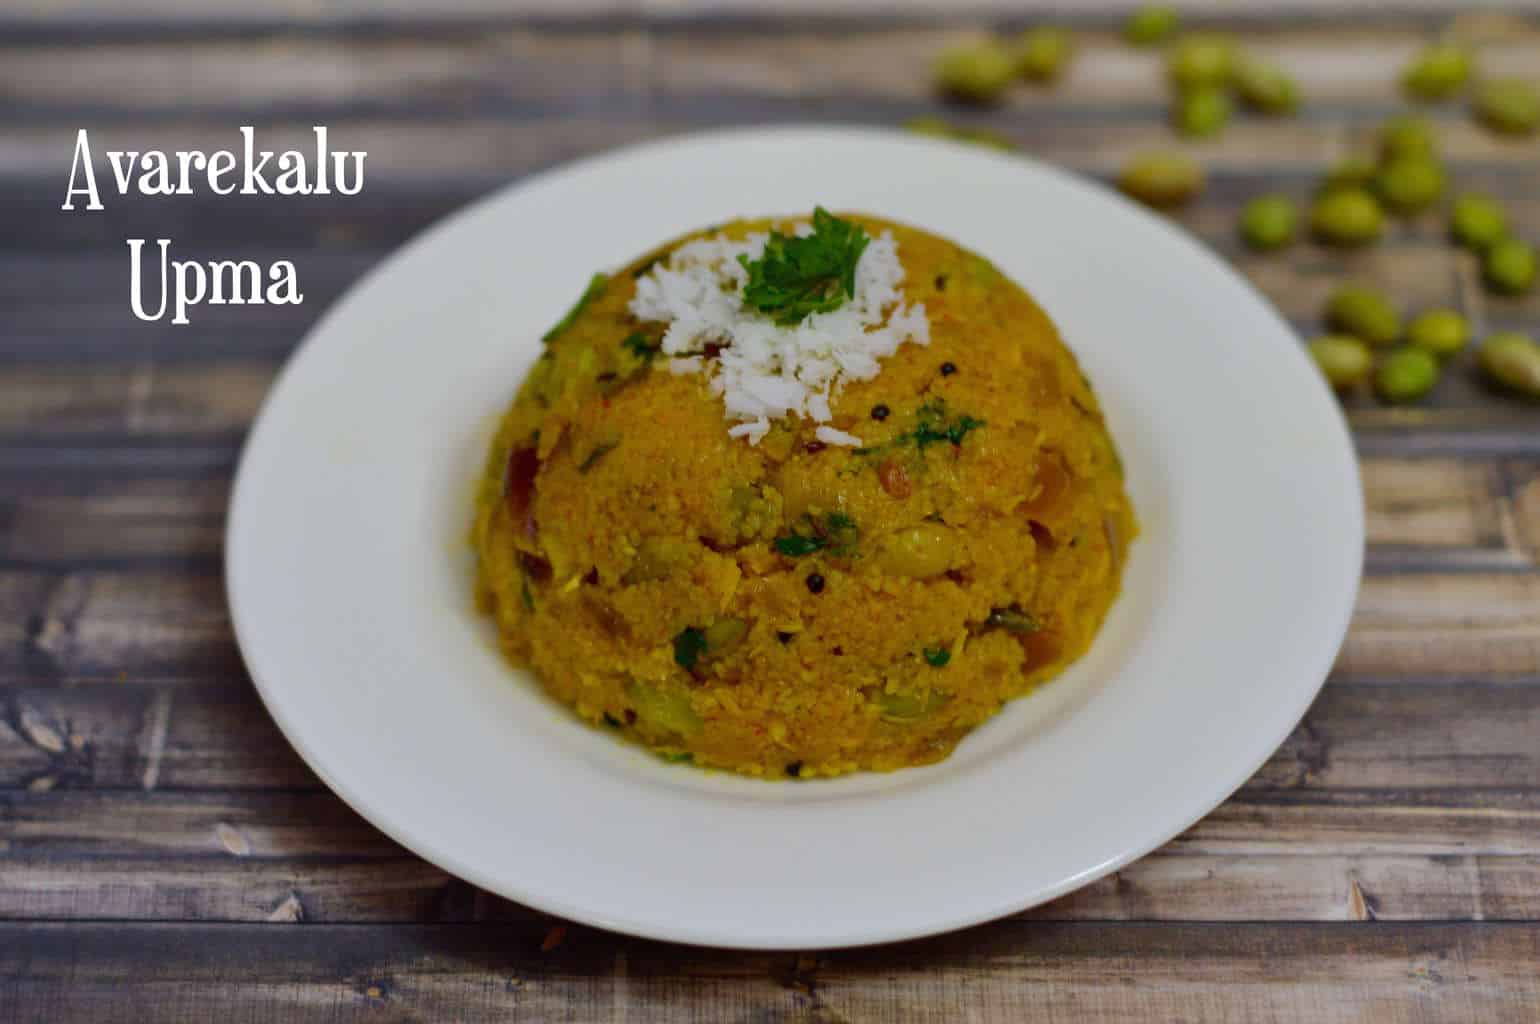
[1325,284,1400,346]
[1233,58,1299,115]
[1118,151,1204,209]
[1309,189,1384,247]
[1473,77,1540,136]
[1173,86,1232,138]
[1478,332,1540,399]
[1449,193,1509,251]
[1016,27,1074,83]
[1378,114,1438,161]
[933,41,1017,105]
[1167,34,1235,90]
[1239,194,1298,250]
[1400,43,1472,102]
[1375,156,1447,215]
[1307,336,1373,390]
[1406,309,1471,358]
[1484,238,1538,295]
[1375,348,1440,404]
[1125,5,1178,45]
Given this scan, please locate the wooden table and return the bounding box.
[3,4,1539,1019]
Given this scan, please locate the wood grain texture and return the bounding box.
[1,5,1539,1017]
[1,922,1537,1022]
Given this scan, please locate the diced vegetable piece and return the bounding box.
[626,680,703,737]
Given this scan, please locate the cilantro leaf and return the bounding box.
[738,208,871,326]
[673,627,708,670]
[773,535,823,557]
[923,646,951,668]
[773,511,860,558]
[856,399,986,456]
[623,332,658,360]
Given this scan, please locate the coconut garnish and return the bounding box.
[628,209,930,446]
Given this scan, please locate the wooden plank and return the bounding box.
[1032,852,1540,922]
[1362,458,1508,552]
[0,856,464,924]
[0,848,1535,924]
[0,571,239,683]
[1251,682,1540,790]
[2,677,1539,793]
[0,921,1536,1022]
[1179,789,1540,856]
[2,25,1537,114]
[4,790,1540,924]
[0,32,645,113]
[0,478,229,567]
[1508,461,1540,564]
[9,788,1540,860]
[0,364,274,438]
[0,790,403,857]
[0,787,1528,857]
[0,685,314,790]
[1339,574,1540,680]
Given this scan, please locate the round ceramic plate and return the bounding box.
[227,126,1362,950]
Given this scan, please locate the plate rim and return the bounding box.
[226,123,1365,950]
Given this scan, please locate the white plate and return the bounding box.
[227,126,1362,950]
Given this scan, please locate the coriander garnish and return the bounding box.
[673,627,708,671]
[773,511,859,558]
[856,398,985,455]
[622,332,658,360]
[739,207,870,326]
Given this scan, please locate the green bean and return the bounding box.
[1124,5,1178,46]
[1307,335,1373,391]
[1473,77,1540,136]
[1173,86,1231,138]
[1309,189,1384,247]
[1167,34,1234,90]
[933,40,1017,105]
[1118,151,1204,209]
[1484,238,1538,295]
[1232,58,1299,115]
[1478,332,1540,399]
[1400,43,1472,102]
[1016,27,1074,84]
[1239,194,1298,250]
[1375,348,1440,404]
[1375,157,1447,215]
[1378,114,1438,161]
[1449,193,1509,251]
[1406,309,1470,358]
[1325,283,1400,346]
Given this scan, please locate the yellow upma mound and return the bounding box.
[472,214,1135,778]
